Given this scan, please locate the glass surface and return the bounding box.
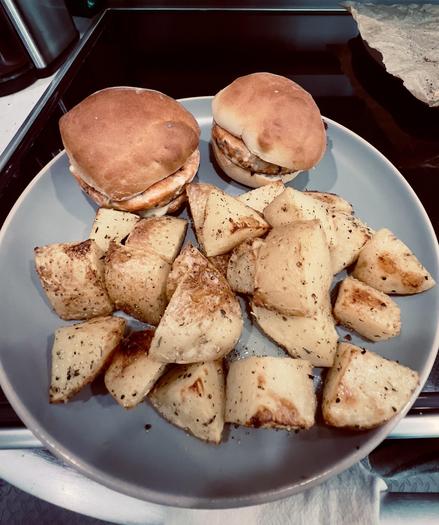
[0,9,438,426]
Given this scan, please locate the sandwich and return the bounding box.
[211,72,326,188]
[59,87,200,216]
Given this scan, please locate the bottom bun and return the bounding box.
[211,141,299,189]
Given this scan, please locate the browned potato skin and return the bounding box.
[125,216,187,263]
[166,243,210,301]
[149,246,243,364]
[105,241,170,325]
[202,187,269,257]
[149,361,225,443]
[89,208,139,253]
[333,276,400,341]
[305,191,353,213]
[208,253,231,278]
[50,316,126,403]
[322,343,419,429]
[105,329,166,409]
[225,356,316,430]
[34,239,113,320]
[352,228,435,294]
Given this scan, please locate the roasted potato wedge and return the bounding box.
[149,361,225,443]
[208,253,231,278]
[34,239,113,320]
[186,183,214,248]
[236,181,285,213]
[333,276,401,341]
[50,316,126,403]
[306,191,353,213]
[264,188,336,247]
[105,242,170,325]
[225,356,316,430]
[322,343,419,429]
[202,187,269,256]
[252,303,338,367]
[352,228,435,294]
[330,212,373,274]
[166,243,210,301]
[149,248,243,363]
[105,329,166,409]
[125,216,187,263]
[89,208,139,253]
[227,238,265,294]
[254,221,332,316]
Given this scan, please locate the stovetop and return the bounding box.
[1,7,438,429]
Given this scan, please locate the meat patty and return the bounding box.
[212,123,290,176]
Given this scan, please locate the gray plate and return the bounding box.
[0,96,438,509]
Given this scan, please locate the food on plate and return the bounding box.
[211,72,326,188]
[201,187,269,256]
[125,216,187,263]
[251,304,338,367]
[207,253,231,277]
[333,276,401,341]
[165,243,209,301]
[352,228,435,294]
[105,329,166,409]
[253,221,332,316]
[149,361,225,443]
[227,238,265,295]
[186,182,214,246]
[149,246,243,363]
[225,356,316,430]
[236,180,285,213]
[104,241,170,325]
[59,87,200,215]
[330,212,373,274]
[49,316,125,403]
[264,187,336,247]
[305,191,353,213]
[89,208,139,253]
[34,239,113,320]
[322,343,419,429]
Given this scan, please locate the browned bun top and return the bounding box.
[212,72,326,171]
[59,87,200,201]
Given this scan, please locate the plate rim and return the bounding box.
[0,95,438,509]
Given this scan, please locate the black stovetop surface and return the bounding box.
[1,8,438,427]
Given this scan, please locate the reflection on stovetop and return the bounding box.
[0,8,438,427]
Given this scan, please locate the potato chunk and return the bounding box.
[254,221,332,316]
[322,343,419,429]
[306,191,353,213]
[89,208,139,253]
[34,240,113,320]
[186,183,214,248]
[50,316,125,403]
[227,238,265,294]
[208,253,231,278]
[264,188,336,247]
[352,228,435,294]
[149,247,243,363]
[236,181,285,213]
[166,243,210,301]
[333,276,401,341]
[105,242,170,325]
[225,356,316,430]
[331,212,373,274]
[149,361,225,443]
[252,304,338,367]
[202,188,269,256]
[105,330,166,409]
[125,216,187,263]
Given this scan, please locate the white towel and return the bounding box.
[165,463,386,525]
